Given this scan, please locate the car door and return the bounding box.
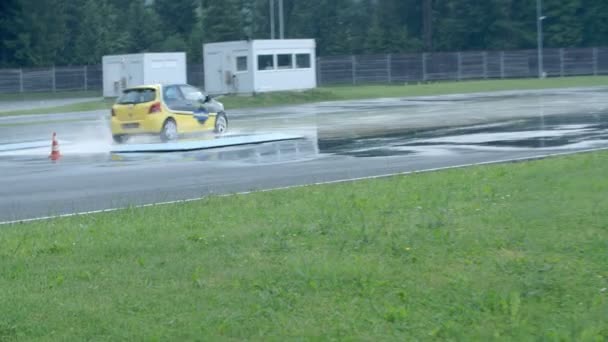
[179,85,205,111]
[175,85,207,133]
[180,84,222,115]
[162,85,188,112]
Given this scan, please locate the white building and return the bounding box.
[102,52,187,97]
[203,39,316,95]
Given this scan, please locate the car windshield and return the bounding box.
[117,88,156,104]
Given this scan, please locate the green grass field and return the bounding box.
[1,76,607,117]
[1,151,607,340]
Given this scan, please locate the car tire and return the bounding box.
[214,112,228,134]
[113,135,129,144]
[160,118,178,142]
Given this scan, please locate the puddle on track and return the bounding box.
[2,111,608,165]
[318,112,608,157]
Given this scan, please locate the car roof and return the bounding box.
[123,84,160,90]
[124,84,200,91]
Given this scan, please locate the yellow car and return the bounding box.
[110,84,228,143]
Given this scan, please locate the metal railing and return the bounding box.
[0,47,606,94]
[317,47,608,85]
[0,65,102,94]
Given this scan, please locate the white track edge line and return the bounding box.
[2,147,608,226]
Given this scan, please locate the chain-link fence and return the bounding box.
[0,64,204,95]
[1,47,607,94]
[317,47,608,85]
[0,65,103,94]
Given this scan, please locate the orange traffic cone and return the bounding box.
[49,132,61,161]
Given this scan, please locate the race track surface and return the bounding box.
[1,87,608,223]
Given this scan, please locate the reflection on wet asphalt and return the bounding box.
[2,112,608,166]
[318,112,608,158]
[109,139,319,165]
[3,88,608,165]
[7,110,606,166]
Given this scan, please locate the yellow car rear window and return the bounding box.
[117,88,156,104]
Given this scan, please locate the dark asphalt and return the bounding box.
[1,88,608,223]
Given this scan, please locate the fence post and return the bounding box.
[593,48,598,76]
[500,51,505,79]
[352,55,357,85]
[559,48,565,77]
[422,53,428,81]
[457,52,462,80]
[387,54,392,83]
[19,68,24,93]
[482,52,488,79]
[84,65,88,91]
[52,66,56,92]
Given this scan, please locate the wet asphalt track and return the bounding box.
[1,87,608,223]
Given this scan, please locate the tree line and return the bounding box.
[1,0,607,68]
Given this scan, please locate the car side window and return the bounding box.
[163,86,184,102]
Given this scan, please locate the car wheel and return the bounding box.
[214,112,228,134]
[160,119,178,142]
[113,135,129,144]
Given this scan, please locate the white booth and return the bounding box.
[102,52,187,97]
[203,39,316,95]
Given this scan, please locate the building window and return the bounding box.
[296,54,311,69]
[257,55,274,70]
[277,54,293,69]
[236,56,248,72]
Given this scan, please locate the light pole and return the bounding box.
[269,0,285,39]
[270,0,275,39]
[537,0,546,78]
[278,0,284,39]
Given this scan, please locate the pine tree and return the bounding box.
[544,0,584,47]
[202,0,242,43]
[155,0,197,37]
[581,0,608,46]
[1,0,607,66]
[125,1,164,53]
[74,0,126,64]
[62,0,87,64]
[0,0,21,66]
[9,0,68,66]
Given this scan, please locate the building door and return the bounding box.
[126,60,143,88]
[206,52,225,94]
[106,62,123,97]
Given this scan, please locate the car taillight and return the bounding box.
[149,102,161,114]
[111,108,116,117]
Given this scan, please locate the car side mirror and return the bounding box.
[192,91,208,104]
[204,95,211,103]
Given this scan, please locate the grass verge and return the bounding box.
[1,151,607,340]
[322,76,608,99]
[1,76,607,117]
[222,75,608,109]
[0,98,114,117]
[0,90,101,102]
